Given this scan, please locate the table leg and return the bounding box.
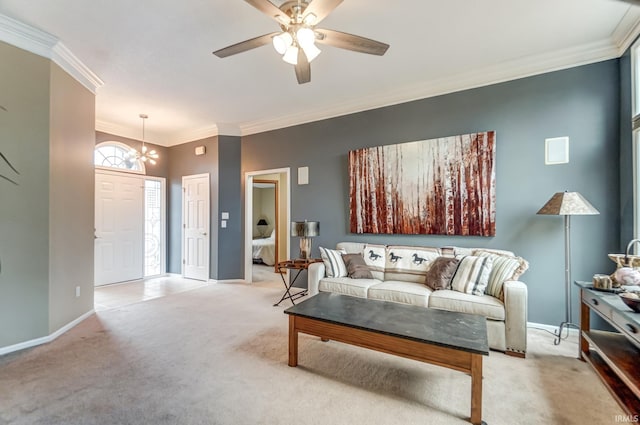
[274,268,306,307]
[288,315,298,367]
[470,354,483,425]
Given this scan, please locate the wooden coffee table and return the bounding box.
[284,293,489,425]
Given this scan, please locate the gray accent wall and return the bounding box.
[168,137,220,278]
[0,42,95,349]
[242,60,621,326]
[217,136,242,280]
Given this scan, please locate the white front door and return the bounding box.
[95,171,144,286]
[182,174,210,281]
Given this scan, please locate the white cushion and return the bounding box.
[362,243,386,280]
[384,245,440,283]
[450,255,493,296]
[319,247,347,278]
[428,289,505,320]
[474,251,529,300]
[368,281,432,307]
[318,277,381,298]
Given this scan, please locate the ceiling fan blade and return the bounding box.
[213,32,279,58]
[315,29,389,56]
[295,49,311,84]
[244,0,290,24]
[303,0,343,25]
[618,0,640,5]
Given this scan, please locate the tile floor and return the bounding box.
[94,275,209,311]
[94,265,283,311]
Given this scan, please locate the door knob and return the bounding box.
[201,232,207,236]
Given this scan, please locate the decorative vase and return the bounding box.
[612,267,640,286]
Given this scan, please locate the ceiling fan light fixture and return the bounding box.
[272,32,293,55]
[302,43,321,62]
[296,27,315,49]
[303,13,317,26]
[283,45,299,65]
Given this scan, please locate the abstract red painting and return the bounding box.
[349,131,496,236]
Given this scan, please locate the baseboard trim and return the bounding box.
[0,309,95,356]
[527,321,579,335]
[213,279,248,284]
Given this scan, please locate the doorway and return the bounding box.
[252,179,278,271]
[94,170,166,286]
[245,168,290,283]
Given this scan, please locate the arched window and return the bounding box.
[94,141,145,173]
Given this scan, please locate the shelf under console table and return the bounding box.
[577,281,640,415]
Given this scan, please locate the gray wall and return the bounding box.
[48,63,96,332]
[217,136,242,279]
[619,46,634,247]
[242,60,621,326]
[168,137,220,278]
[0,42,96,349]
[0,42,51,347]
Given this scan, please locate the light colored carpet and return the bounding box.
[0,281,624,425]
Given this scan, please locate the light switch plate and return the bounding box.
[545,137,569,165]
[221,220,227,228]
[221,212,229,219]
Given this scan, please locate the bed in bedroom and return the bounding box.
[252,231,276,266]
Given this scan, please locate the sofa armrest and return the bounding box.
[503,280,528,357]
[308,262,326,296]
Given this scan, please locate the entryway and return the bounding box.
[94,169,166,286]
[245,168,290,283]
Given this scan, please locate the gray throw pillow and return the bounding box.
[424,257,460,290]
[342,254,373,279]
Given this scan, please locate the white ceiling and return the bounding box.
[0,0,639,146]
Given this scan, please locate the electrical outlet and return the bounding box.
[75,286,80,297]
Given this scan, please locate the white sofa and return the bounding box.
[308,242,528,357]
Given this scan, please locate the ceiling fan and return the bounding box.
[212,0,389,84]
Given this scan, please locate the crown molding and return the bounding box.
[95,119,168,146]
[51,43,103,94]
[0,13,103,94]
[239,37,626,136]
[613,6,640,55]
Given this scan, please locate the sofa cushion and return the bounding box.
[384,245,440,283]
[342,253,373,279]
[362,243,386,280]
[474,251,529,300]
[428,289,505,320]
[423,257,460,291]
[368,281,432,307]
[318,277,381,298]
[319,247,348,278]
[450,255,493,296]
[337,242,367,255]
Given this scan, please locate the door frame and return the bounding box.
[253,179,279,271]
[181,173,211,280]
[245,168,290,283]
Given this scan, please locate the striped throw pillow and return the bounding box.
[475,251,529,299]
[450,256,493,296]
[319,247,348,278]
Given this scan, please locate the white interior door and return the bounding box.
[95,171,144,286]
[182,174,210,281]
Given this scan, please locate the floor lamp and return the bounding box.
[537,191,599,346]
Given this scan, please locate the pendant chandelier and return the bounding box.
[128,113,158,165]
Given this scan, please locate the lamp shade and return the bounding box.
[291,221,319,237]
[257,219,268,226]
[537,191,599,216]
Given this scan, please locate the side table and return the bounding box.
[274,259,323,307]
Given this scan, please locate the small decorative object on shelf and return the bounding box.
[593,274,613,290]
[620,292,640,313]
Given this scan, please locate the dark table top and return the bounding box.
[285,292,489,355]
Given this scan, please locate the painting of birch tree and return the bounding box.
[349,131,496,236]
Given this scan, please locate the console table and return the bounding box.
[577,281,640,415]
